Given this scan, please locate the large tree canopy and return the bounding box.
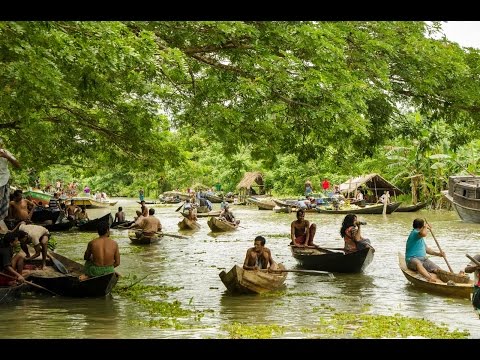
[1,21,480,178]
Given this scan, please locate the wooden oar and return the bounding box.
[158,232,189,240]
[48,252,68,274]
[271,269,335,278]
[424,218,454,273]
[175,201,185,212]
[0,271,59,296]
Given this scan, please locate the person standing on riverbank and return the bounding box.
[0,138,20,231]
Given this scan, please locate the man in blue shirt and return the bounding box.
[405,218,444,283]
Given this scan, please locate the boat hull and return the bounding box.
[219,264,287,294]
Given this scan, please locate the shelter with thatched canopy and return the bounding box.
[339,173,403,202]
[236,172,265,202]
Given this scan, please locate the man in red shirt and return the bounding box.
[322,178,330,192]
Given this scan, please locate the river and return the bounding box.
[1,198,479,339]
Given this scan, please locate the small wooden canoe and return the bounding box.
[77,213,113,231]
[207,217,238,232]
[219,264,287,294]
[26,252,118,297]
[398,253,473,298]
[291,246,374,273]
[178,217,201,230]
[316,202,401,214]
[196,210,221,218]
[128,231,162,245]
[396,202,428,212]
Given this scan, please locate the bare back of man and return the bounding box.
[137,216,162,237]
[87,236,119,267]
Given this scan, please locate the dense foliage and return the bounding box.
[2,21,480,203]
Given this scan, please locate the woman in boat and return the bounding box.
[405,218,444,283]
[243,236,277,271]
[290,209,317,247]
[340,214,372,253]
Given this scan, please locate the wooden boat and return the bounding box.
[247,197,276,210]
[398,253,473,298]
[66,197,117,209]
[219,264,287,294]
[290,246,374,273]
[205,194,223,203]
[0,283,25,304]
[31,208,62,224]
[77,213,113,231]
[23,189,53,205]
[316,202,401,214]
[396,202,428,212]
[161,191,190,201]
[273,205,292,213]
[128,230,162,244]
[178,217,201,230]
[197,210,221,218]
[442,175,480,223]
[207,217,238,232]
[26,252,118,297]
[44,220,75,232]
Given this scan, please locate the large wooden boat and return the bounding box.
[77,213,113,231]
[66,197,117,209]
[442,175,480,223]
[396,202,428,212]
[161,191,190,201]
[205,194,223,203]
[219,264,287,294]
[31,208,63,224]
[0,283,25,304]
[26,252,118,297]
[207,217,238,232]
[398,253,473,298]
[290,246,374,273]
[315,202,401,215]
[128,231,162,244]
[178,217,201,230]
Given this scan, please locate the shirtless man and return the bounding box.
[140,201,148,218]
[243,236,277,271]
[290,209,317,247]
[132,208,161,238]
[81,221,120,280]
[9,190,35,222]
[114,207,125,224]
[65,201,80,222]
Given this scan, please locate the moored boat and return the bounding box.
[23,189,53,205]
[396,202,428,212]
[25,252,118,297]
[66,197,117,209]
[442,175,480,223]
[398,253,473,298]
[219,263,287,294]
[290,245,374,273]
[247,197,276,210]
[316,202,401,215]
[207,217,238,232]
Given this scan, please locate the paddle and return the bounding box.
[158,232,189,240]
[271,269,335,278]
[48,252,68,274]
[0,271,59,296]
[175,201,185,212]
[424,218,454,273]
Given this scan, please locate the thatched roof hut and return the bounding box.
[339,173,403,199]
[236,172,265,199]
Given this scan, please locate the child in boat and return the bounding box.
[405,218,444,283]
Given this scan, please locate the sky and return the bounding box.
[441,21,480,49]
